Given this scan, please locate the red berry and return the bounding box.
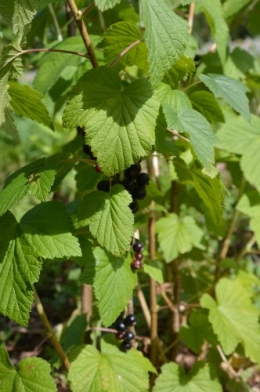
[135,253,143,260]
[115,331,124,340]
[95,164,102,173]
[131,259,142,270]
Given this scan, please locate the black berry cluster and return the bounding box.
[114,314,137,351]
[131,239,144,270]
[122,163,150,214]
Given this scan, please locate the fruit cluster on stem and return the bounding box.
[131,239,144,270]
[115,314,137,351]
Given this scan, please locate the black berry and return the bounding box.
[115,331,124,340]
[129,201,139,213]
[136,173,150,187]
[131,259,142,270]
[132,186,146,200]
[120,340,132,351]
[123,331,135,341]
[135,252,143,261]
[115,320,126,332]
[124,163,141,179]
[83,144,92,155]
[124,314,136,327]
[133,241,144,253]
[122,178,136,194]
[97,180,110,193]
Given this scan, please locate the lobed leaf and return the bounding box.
[189,91,224,124]
[95,0,121,12]
[63,67,160,176]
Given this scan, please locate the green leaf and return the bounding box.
[63,67,160,177]
[236,195,260,248]
[140,0,189,86]
[153,362,222,392]
[189,91,224,124]
[33,37,87,95]
[0,154,64,216]
[198,0,228,65]
[162,104,218,174]
[217,115,260,192]
[95,0,121,12]
[84,247,137,326]
[143,261,164,284]
[180,311,217,354]
[102,22,148,71]
[223,0,251,18]
[0,0,39,35]
[155,83,192,111]
[162,55,195,89]
[68,341,155,392]
[174,161,224,227]
[21,202,82,259]
[199,73,250,120]
[201,278,260,365]
[8,81,53,129]
[0,203,81,325]
[155,213,204,262]
[0,348,56,391]
[78,185,134,257]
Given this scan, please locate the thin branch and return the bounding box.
[97,9,106,32]
[167,128,190,143]
[34,288,71,370]
[188,3,195,34]
[137,281,151,328]
[81,2,95,19]
[235,234,256,262]
[67,0,99,68]
[109,40,141,68]
[48,4,63,41]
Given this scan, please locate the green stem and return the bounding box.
[48,4,63,41]
[34,288,70,370]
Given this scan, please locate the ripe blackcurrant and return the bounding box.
[123,331,135,341]
[122,178,136,194]
[97,180,110,193]
[124,163,141,179]
[131,259,142,270]
[132,186,146,200]
[82,144,92,155]
[135,252,143,261]
[136,173,150,187]
[133,241,144,253]
[124,314,136,327]
[129,200,139,213]
[115,320,126,332]
[120,340,132,351]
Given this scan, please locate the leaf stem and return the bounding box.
[167,128,190,143]
[67,0,99,68]
[33,288,71,370]
[188,3,195,35]
[48,4,63,41]
[109,40,141,68]
[137,281,151,328]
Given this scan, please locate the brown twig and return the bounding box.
[34,288,70,370]
[66,0,99,68]
[137,281,151,328]
[188,3,195,34]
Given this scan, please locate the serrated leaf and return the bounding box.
[143,261,163,284]
[0,154,64,216]
[63,67,160,176]
[155,213,204,262]
[199,73,250,120]
[102,22,148,71]
[33,37,87,95]
[163,55,195,89]
[140,0,189,87]
[68,341,155,392]
[189,91,224,124]
[0,0,39,35]
[0,203,81,325]
[223,0,251,18]
[217,115,260,192]
[163,104,218,174]
[78,186,134,257]
[155,83,192,112]
[90,247,137,326]
[21,202,82,259]
[201,278,260,365]
[95,0,121,12]
[180,311,217,354]
[8,81,53,129]
[0,348,56,391]
[153,362,222,392]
